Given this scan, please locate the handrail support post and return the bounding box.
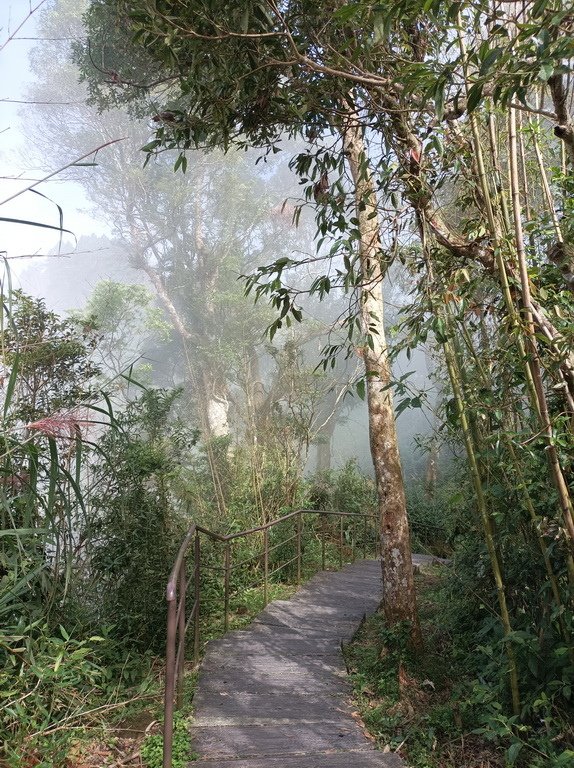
[194,533,201,666]
[296,512,302,584]
[176,560,186,708]
[224,541,231,632]
[321,514,326,571]
[163,597,176,768]
[263,528,269,606]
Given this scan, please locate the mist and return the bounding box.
[4,0,437,487]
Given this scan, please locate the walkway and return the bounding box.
[190,558,404,767]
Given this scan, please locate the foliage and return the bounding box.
[0,619,153,767]
[309,459,377,514]
[347,567,574,767]
[86,387,196,650]
[0,288,188,761]
[405,474,467,557]
[140,714,195,768]
[1,289,100,423]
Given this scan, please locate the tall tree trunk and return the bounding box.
[203,370,230,438]
[141,262,230,439]
[316,416,336,472]
[342,113,421,645]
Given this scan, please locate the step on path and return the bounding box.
[189,559,405,767]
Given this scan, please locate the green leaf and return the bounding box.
[467,82,484,113]
[0,528,48,537]
[47,438,59,516]
[141,140,160,153]
[333,4,361,22]
[356,378,366,400]
[479,47,502,76]
[538,62,554,81]
[507,742,523,765]
[433,317,448,343]
[3,349,19,420]
[532,0,549,15]
[395,398,412,417]
[173,153,188,173]
[373,12,386,45]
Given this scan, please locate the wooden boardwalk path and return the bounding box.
[189,559,403,767]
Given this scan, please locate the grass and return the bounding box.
[344,566,505,768]
[11,540,373,768]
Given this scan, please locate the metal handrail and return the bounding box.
[162,508,379,768]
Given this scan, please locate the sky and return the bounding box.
[0,0,106,272]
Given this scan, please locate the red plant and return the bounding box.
[25,410,92,440]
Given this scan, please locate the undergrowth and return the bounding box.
[345,567,574,768]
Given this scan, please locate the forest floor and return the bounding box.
[345,564,505,768]
[25,563,510,768]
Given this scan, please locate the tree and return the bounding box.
[25,0,310,436]
[76,280,170,388]
[25,0,358,529]
[1,290,100,424]
[78,0,425,640]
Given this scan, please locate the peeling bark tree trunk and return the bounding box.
[316,417,336,472]
[203,371,230,438]
[342,115,421,645]
[141,262,230,439]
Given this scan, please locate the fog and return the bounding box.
[2,0,438,485]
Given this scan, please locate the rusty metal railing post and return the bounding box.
[163,590,177,768]
[321,513,326,570]
[296,512,302,584]
[339,516,343,569]
[176,561,186,708]
[194,533,200,666]
[224,541,231,632]
[263,527,269,606]
[373,516,378,558]
[362,515,367,559]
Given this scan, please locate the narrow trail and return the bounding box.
[189,558,406,767]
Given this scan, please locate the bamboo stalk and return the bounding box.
[457,17,574,589]
[442,325,521,714]
[508,105,574,557]
[487,113,512,234]
[454,302,571,641]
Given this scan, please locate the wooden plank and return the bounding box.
[189,751,404,768]
[192,722,374,758]
[189,559,403,767]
